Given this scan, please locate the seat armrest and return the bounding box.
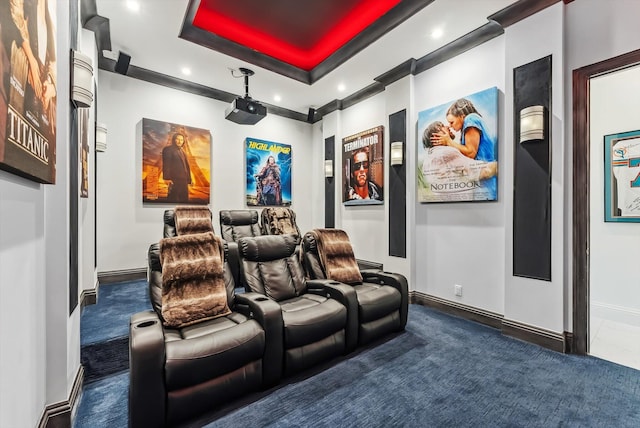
[225,241,242,290]
[129,310,166,428]
[235,292,283,386]
[361,271,409,328]
[306,279,358,352]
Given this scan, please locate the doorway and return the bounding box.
[572,48,640,358]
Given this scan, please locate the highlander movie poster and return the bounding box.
[417,87,499,203]
[0,0,58,183]
[142,118,211,205]
[342,126,384,206]
[246,138,291,206]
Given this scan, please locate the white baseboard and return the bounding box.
[591,301,640,327]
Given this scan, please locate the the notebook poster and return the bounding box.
[417,87,499,203]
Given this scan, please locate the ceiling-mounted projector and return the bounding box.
[225,68,266,125]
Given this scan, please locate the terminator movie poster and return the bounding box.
[342,126,384,206]
[417,87,499,203]
[246,138,291,206]
[142,118,211,205]
[0,0,57,183]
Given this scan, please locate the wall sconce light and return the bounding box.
[390,141,404,166]
[324,159,334,178]
[96,123,107,152]
[519,105,545,143]
[71,50,94,108]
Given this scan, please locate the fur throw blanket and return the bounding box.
[174,206,213,236]
[262,207,299,237]
[159,232,230,328]
[309,228,362,285]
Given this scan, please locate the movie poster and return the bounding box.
[0,0,57,183]
[79,108,89,198]
[342,126,384,206]
[245,138,291,206]
[417,87,499,203]
[142,118,211,205]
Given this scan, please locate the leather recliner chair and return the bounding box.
[129,239,283,428]
[237,234,359,376]
[301,229,409,346]
[219,209,262,290]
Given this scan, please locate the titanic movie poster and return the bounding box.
[245,138,292,206]
[342,126,384,206]
[0,0,57,183]
[417,87,499,203]
[142,118,211,205]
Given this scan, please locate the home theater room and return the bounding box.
[1,0,640,427]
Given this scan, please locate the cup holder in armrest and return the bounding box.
[329,281,341,285]
[136,320,158,329]
[255,297,269,301]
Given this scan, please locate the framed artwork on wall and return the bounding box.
[245,138,292,206]
[342,125,384,206]
[417,87,498,203]
[142,118,211,205]
[604,129,640,222]
[0,0,57,184]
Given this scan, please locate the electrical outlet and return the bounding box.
[454,284,463,297]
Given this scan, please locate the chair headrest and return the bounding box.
[164,210,175,227]
[238,235,298,262]
[302,231,318,253]
[220,210,259,226]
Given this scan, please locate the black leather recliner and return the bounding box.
[301,229,409,346]
[237,234,359,376]
[129,240,283,428]
[219,210,262,290]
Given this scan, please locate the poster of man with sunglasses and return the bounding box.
[342,126,384,205]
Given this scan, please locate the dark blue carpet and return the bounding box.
[81,280,151,346]
[74,285,640,428]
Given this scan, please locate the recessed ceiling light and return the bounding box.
[337,83,346,92]
[274,94,282,102]
[431,28,443,39]
[181,67,191,76]
[126,1,140,12]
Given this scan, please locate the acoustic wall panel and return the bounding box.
[325,136,335,228]
[389,110,407,257]
[513,55,552,280]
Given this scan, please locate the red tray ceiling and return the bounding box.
[192,0,402,71]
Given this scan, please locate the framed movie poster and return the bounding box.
[142,118,211,205]
[604,129,640,222]
[342,126,384,206]
[246,138,291,206]
[79,108,89,198]
[417,87,499,203]
[0,0,57,183]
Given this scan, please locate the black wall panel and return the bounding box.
[325,136,335,228]
[513,55,552,281]
[389,110,407,257]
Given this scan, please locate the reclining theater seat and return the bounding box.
[260,207,302,243]
[219,209,262,290]
[301,229,409,346]
[129,232,283,428]
[237,234,359,376]
[163,206,214,238]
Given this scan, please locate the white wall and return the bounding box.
[502,4,565,332]
[96,72,314,272]
[564,0,640,331]
[0,1,82,426]
[413,37,506,315]
[590,65,640,326]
